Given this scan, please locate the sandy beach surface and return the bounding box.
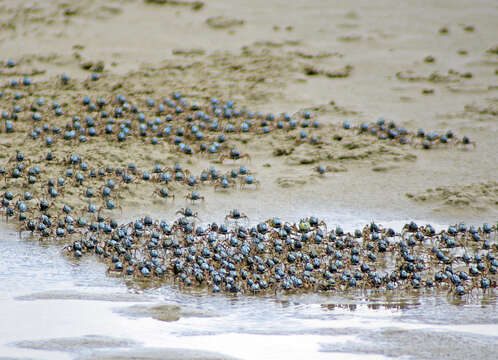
[0,0,497,359]
[1,0,497,223]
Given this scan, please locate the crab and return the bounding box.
[456,136,476,149]
[240,175,260,189]
[185,191,205,202]
[154,188,175,200]
[219,148,250,163]
[214,176,236,191]
[176,207,199,219]
[225,209,248,222]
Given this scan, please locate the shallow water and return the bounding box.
[1,223,496,360]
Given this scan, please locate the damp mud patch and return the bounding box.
[241,327,357,337]
[395,70,461,83]
[303,65,353,78]
[15,290,154,302]
[337,35,362,42]
[172,48,206,56]
[320,328,498,360]
[283,137,413,166]
[120,41,306,105]
[0,0,125,34]
[406,181,498,212]
[146,0,204,11]
[115,303,219,322]
[463,102,498,119]
[12,335,138,352]
[76,347,239,360]
[275,176,307,188]
[486,45,498,55]
[371,164,400,172]
[398,303,498,325]
[447,84,495,94]
[206,16,244,29]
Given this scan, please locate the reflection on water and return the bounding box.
[0,226,496,360]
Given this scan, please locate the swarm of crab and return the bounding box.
[0,73,494,297]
